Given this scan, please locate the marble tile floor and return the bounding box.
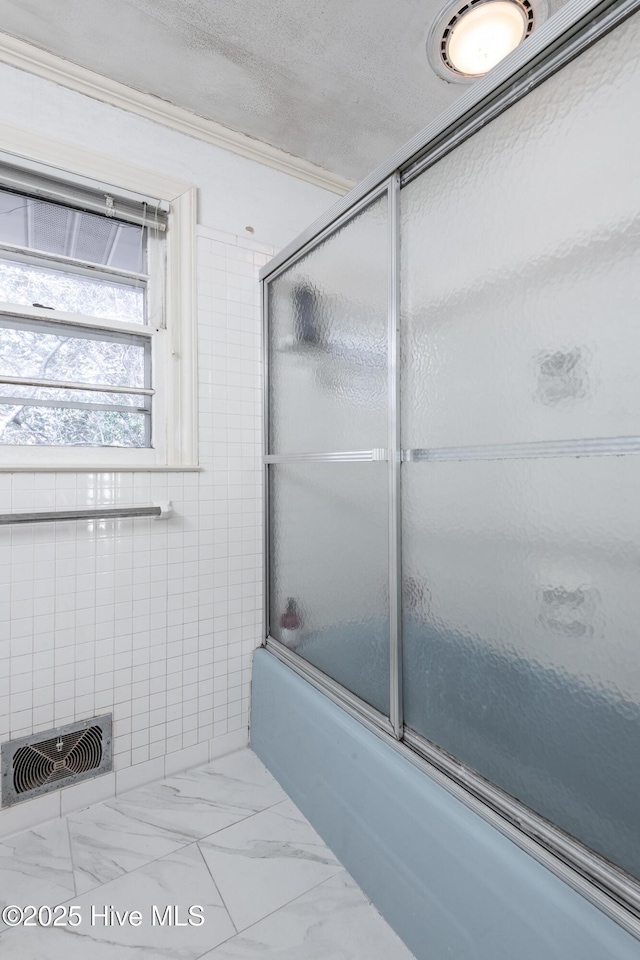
[0,748,416,960]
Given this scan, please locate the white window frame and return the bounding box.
[0,123,198,471]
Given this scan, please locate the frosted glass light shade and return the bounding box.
[447,1,527,76]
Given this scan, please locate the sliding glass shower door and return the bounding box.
[263,2,640,912]
[266,190,392,715]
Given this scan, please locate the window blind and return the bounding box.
[0,154,170,231]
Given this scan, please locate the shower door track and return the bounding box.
[260,0,640,286]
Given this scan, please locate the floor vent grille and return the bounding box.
[1,715,112,807]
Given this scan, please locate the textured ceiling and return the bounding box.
[0,0,567,181]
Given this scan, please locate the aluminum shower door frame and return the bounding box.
[260,0,640,938]
[261,181,401,738]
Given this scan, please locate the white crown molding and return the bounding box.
[0,30,355,197]
[0,121,193,201]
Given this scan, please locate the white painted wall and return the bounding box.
[0,60,337,836]
[0,61,336,249]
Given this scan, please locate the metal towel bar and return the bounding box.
[0,504,172,525]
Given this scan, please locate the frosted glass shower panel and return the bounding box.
[400,12,640,451]
[269,461,389,714]
[402,455,640,878]
[268,196,388,454]
[400,13,640,882]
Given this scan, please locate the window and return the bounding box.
[0,147,197,469]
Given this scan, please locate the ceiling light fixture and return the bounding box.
[427,0,547,83]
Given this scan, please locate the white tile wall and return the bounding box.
[0,229,275,836]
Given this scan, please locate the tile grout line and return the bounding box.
[41,814,341,953]
[64,808,187,900]
[64,816,78,899]
[191,867,354,958]
[45,785,289,903]
[1,759,292,922]
[194,840,238,936]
